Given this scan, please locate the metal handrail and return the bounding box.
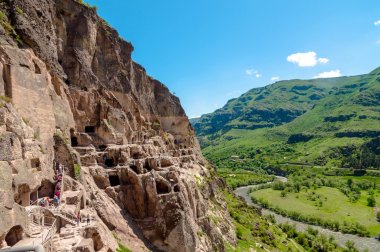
[42,219,57,245]
[56,211,77,224]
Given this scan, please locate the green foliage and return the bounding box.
[0,95,12,104]
[15,6,23,15]
[250,183,379,236]
[194,67,380,170]
[112,232,132,252]
[217,168,274,189]
[279,223,356,252]
[367,195,376,207]
[0,11,23,44]
[223,190,302,251]
[344,240,359,252]
[0,11,13,34]
[116,244,132,252]
[74,164,81,180]
[77,0,97,11]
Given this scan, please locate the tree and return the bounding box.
[344,240,358,252]
[347,178,353,189]
[367,195,376,207]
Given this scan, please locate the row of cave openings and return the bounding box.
[70,126,95,147]
[107,173,180,195]
[70,125,149,148]
[71,126,159,170]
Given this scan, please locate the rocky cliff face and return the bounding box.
[0,0,235,251]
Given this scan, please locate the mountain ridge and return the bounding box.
[193,66,380,168]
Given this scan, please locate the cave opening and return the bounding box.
[5,225,23,247]
[33,61,41,74]
[85,126,95,133]
[105,159,114,168]
[109,175,120,187]
[130,165,139,174]
[37,179,55,199]
[30,191,38,203]
[99,145,107,151]
[71,137,78,147]
[30,158,41,170]
[156,181,170,194]
[173,185,180,192]
[143,160,151,171]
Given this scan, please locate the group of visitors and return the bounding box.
[54,161,63,204]
[38,161,64,207]
[75,212,92,226]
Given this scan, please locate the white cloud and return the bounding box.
[271,76,280,82]
[287,51,329,67]
[374,20,380,26]
[245,69,254,76]
[245,69,261,78]
[313,69,342,79]
[376,40,380,45]
[318,57,329,64]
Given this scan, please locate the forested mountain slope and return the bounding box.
[193,67,380,169]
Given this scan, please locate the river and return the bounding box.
[234,176,380,252]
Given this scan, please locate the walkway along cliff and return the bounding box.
[0,0,236,251]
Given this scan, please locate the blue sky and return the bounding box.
[87,0,380,118]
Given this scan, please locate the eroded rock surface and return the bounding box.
[0,0,235,251]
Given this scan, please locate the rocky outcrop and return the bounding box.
[0,0,235,251]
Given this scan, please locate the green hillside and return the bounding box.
[193,67,380,169]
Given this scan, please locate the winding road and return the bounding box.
[234,176,380,252]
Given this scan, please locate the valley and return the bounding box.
[193,67,380,251]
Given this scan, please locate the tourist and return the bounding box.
[58,164,63,175]
[45,197,50,207]
[55,190,60,200]
[39,198,45,207]
[53,195,59,206]
[76,212,81,226]
[87,214,90,226]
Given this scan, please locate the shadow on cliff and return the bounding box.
[119,210,162,252]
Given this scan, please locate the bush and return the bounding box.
[74,164,81,180]
[0,95,12,103]
[367,195,376,207]
[236,226,243,239]
[344,240,358,252]
[116,244,132,252]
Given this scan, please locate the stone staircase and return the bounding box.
[52,226,82,252]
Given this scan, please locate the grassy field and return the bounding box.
[217,168,274,189]
[222,191,304,252]
[250,187,380,236]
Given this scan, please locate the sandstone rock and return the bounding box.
[0,0,236,250]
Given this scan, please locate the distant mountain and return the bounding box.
[192,67,380,169]
[189,117,200,125]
